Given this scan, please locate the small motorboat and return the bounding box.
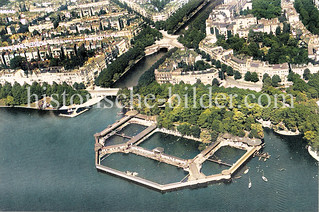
[244,168,249,174]
[262,171,268,182]
[248,177,252,189]
[132,172,138,176]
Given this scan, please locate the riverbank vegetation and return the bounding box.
[137,47,178,88]
[177,3,211,49]
[261,72,319,149]
[95,26,162,87]
[294,0,319,35]
[155,0,205,34]
[0,82,90,107]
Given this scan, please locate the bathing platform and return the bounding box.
[94,111,262,192]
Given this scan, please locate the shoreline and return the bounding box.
[274,129,301,136]
[258,119,301,136]
[308,146,319,161]
[0,105,58,111]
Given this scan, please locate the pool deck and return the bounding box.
[94,112,263,192]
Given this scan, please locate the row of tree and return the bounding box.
[295,0,319,35]
[155,0,205,33]
[137,47,178,88]
[194,49,242,81]
[244,71,259,83]
[177,2,211,49]
[95,26,162,87]
[0,82,90,107]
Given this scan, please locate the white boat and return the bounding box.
[132,172,138,176]
[248,177,252,189]
[244,168,249,174]
[262,171,268,182]
[262,176,268,182]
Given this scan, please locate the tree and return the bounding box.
[177,123,190,136]
[251,72,259,82]
[10,56,28,71]
[212,78,220,86]
[234,71,242,80]
[221,64,227,72]
[244,71,252,81]
[303,68,311,80]
[215,60,221,68]
[276,26,281,36]
[226,66,234,76]
[5,95,14,106]
[218,70,225,80]
[283,23,291,33]
[263,75,272,88]
[190,125,201,138]
[271,75,281,87]
[262,73,271,82]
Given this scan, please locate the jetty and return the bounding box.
[94,112,264,192]
[207,159,232,167]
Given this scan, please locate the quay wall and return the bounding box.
[96,164,232,192]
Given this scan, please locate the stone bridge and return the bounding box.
[145,30,184,56]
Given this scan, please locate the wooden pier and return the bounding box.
[96,164,231,192]
[207,158,232,167]
[114,133,132,139]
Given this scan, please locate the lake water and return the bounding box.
[0,103,317,211]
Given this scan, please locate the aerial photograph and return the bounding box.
[0,0,318,211]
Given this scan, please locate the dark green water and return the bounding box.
[118,123,147,137]
[201,146,246,176]
[139,132,201,159]
[104,135,129,146]
[100,153,187,184]
[113,49,167,88]
[0,104,318,211]
[104,124,147,146]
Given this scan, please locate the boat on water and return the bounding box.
[262,171,268,182]
[244,168,249,174]
[262,176,268,182]
[248,177,252,189]
[132,172,138,176]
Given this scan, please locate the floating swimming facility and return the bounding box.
[94,111,263,192]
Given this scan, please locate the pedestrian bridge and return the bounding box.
[87,86,133,98]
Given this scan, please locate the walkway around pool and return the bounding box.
[94,113,263,192]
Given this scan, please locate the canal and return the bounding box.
[113,48,167,88]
